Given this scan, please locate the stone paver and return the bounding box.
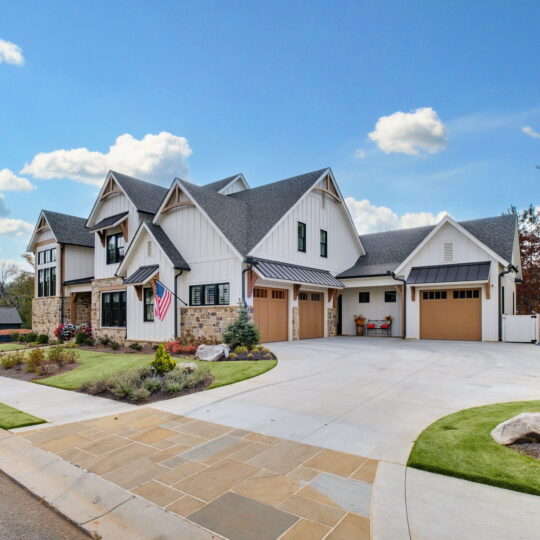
[18,407,377,539]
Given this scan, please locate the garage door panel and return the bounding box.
[299,292,324,339]
[254,287,288,343]
[420,289,481,341]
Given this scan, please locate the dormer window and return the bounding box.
[443,242,454,263]
[106,233,125,264]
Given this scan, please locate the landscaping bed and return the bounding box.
[408,400,540,496]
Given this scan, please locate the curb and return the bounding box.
[0,430,222,539]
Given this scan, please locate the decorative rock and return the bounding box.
[491,412,540,445]
[179,362,197,371]
[195,344,229,362]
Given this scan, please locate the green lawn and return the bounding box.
[408,400,540,496]
[0,403,45,430]
[0,343,25,352]
[37,349,276,391]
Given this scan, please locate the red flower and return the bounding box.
[367,323,376,329]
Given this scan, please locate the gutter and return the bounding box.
[498,264,518,341]
[60,243,64,325]
[388,271,406,339]
[241,257,255,307]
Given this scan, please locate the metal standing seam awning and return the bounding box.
[407,261,491,285]
[123,265,159,285]
[89,211,129,231]
[252,258,344,288]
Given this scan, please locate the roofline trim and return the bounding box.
[86,171,132,228]
[247,168,365,257]
[394,215,509,274]
[27,210,56,251]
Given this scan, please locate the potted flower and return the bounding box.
[354,314,365,336]
[381,315,393,330]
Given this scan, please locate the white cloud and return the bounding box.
[522,126,540,139]
[21,132,193,186]
[368,107,447,155]
[0,39,24,65]
[345,196,449,234]
[0,218,34,237]
[0,194,8,217]
[0,169,35,191]
[354,149,367,159]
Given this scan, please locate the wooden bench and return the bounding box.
[364,320,392,337]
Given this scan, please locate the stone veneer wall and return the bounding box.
[292,306,299,340]
[91,277,127,343]
[327,307,337,337]
[62,292,92,326]
[32,297,62,337]
[180,306,241,342]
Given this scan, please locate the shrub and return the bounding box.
[109,340,120,351]
[129,342,142,351]
[264,352,274,359]
[131,386,151,403]
[165,381,183,393]
[165,341,198,355]
[234,345,248,354]
[25,332,38,343]
[37,334,49,344]
[81,378,110,395]
[143,376,162,392]
[25,349,46,373]
[10,331,20,342]
[224,306,260,350]
[228,352,238,360]
[247,353,254,359]
[110,372,139,399]
[47,346,79,367]
[98,335,111,346]
[75,332,90,345]
[1,351,25,369]
[151,345,176,375]
[184,365,211,387]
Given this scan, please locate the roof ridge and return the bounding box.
[233,168,328,195]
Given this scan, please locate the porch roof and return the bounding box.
[253,258,344,288]
[64,276,93,285]
[124,265,159,285]
[88,211,128,231]
[407,261,490,285]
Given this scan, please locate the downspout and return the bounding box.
[59,243,64,325]
[174,270,183,339]
[388,271,406,339]
[498,264,518,341]
[241,257,254,308]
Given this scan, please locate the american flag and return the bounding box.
[154,281,172,321]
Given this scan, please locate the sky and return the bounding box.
[1,0,539,269]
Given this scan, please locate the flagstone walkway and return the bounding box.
[20,407,377,540]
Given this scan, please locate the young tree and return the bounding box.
[0,254,35,328]
[506,205,540,314]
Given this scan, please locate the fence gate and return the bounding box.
[502,315,538,343]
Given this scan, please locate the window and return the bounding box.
[359,292,370,303]
[38,269,44,297]
[44,250,50,264]
[299,292,308,301]
[254,288,267,298]
[298,222,306,252]
[452,289,479,299]
[272,290,285,299]
[443,242,454,263]
[385,290,396,303]
[51,248,57,262]
[38,251,43,265]
[189,283,230,306]
[143,288,154,322]
[50,266,56,296]
[311,293,322,301]
[102,291,126,327]
[423,290,448,300]
[320,230,328,258]
[106,233,125,264]
[37,268,56,297]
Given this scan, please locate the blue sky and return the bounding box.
[1,0,539,268]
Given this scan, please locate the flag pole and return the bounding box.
[155,279,188,306]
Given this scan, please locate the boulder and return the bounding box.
[178,362,197,371]
[195,344,229,362]
[491,412,540,445]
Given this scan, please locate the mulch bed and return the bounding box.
[78,377,214,404]
[0,363,79,382]
[509,441,540,460]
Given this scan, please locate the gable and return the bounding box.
[219,176,249,195]
[87,173,131,227]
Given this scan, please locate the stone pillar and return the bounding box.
[32,297,62,338]
[91,277,126,343]
[179,306,241,342]
[292,306,300,340]
[327,307,337,337]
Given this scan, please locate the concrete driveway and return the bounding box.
[155,337,540,465]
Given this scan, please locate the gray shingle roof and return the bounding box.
[145,222,190,270]
[338,214,517,278]
[42,210,94,248]
[179,169,327,256]
[111,171,169,215]
[89,211,128,231]
[124,265,159,284]
[0,307,22,325]
[203,174,243,192]
[253,258,344,288]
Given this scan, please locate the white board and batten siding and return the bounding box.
[219,178,247,195]
[400,221,506,341]
[64,246,94,282]
[156,204,243,309]
[252,189,361,275]
[124,229,176,342]
[35,227,60,296]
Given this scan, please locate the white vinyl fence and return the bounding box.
[502,314,539,343]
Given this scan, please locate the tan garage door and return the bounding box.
[420,288,481,341]
[299,291,324,339]
[253,287,288,343]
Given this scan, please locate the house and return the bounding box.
[27,167,522,343]
[0,307,23,330]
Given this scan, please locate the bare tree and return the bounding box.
[0,262,19,302]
